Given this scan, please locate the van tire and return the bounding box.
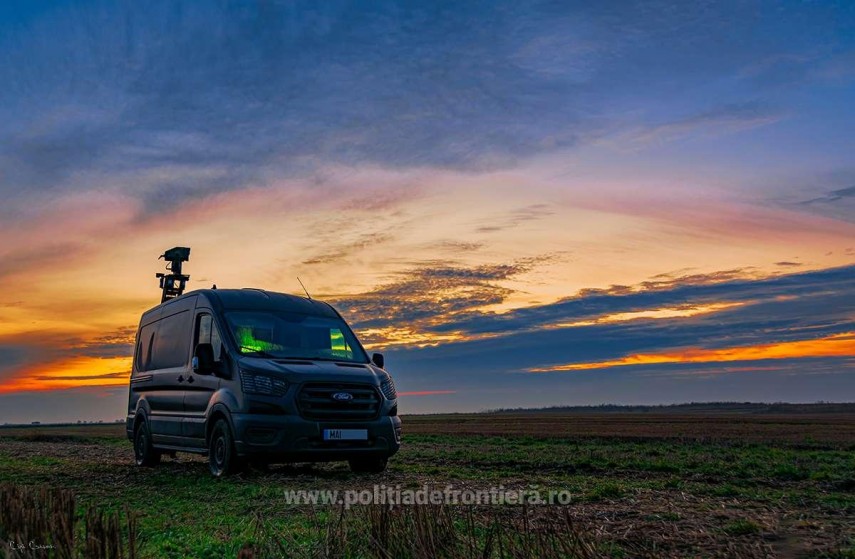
[348,457,388,473]
[134,419,161,467]
[208,419,244,477]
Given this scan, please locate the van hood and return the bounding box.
[237,357,384,384]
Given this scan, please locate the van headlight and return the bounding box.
[240,370,289,397]
[380,375,397,400]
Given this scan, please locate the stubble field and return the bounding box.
[0,412,853,558]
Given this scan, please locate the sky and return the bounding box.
[0,0,853,422]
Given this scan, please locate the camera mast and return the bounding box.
[155,247,191,303]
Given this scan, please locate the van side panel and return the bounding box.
[129,296,196,443]
[127,307,162,438]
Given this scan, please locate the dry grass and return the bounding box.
[252,504,600,559]
[0,484,137,559]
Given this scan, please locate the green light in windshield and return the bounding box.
[233,322,356,359]
[330,329,346,351]
[330,328,353,358]
[236,326,280,353]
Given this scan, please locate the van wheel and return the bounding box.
[208,419,244,477]
[134,419,161,467]
[348,457,388,473]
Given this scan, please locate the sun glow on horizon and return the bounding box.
[528,332,855,373]
[0,356,132,393]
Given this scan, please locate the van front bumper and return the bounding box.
[230,413,401,461]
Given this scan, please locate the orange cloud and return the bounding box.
[358,327,468,349]
[0,356,131,393]
[544,301,745,329]
[529,332,855,373]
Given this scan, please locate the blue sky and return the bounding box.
[0,1,853,421]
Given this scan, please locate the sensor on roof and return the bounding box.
[155,246,191,303]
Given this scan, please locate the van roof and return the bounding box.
[141,288,339,321]
[206,288,338,317]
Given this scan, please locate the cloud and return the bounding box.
[2,0,848,218]
[612,102,785,148]
[801,185,855,205]
[416,265,853,340]
[32,371,129,382]
[794,184,855,223]
[356,265,855,393]
[0,325,137,389]
[744,50,855,87]
[314,263,855,409]
[302,233,395,266]
[310,257,855,389]
[475,204,554,233]
[529,332,855,373]
[334,255,555,345]
[62,327,137,359]
[432,241,484,253]
[0,345,30,380]
[0,356,132,393]
[0,1,600,212]
[0,243,82,281]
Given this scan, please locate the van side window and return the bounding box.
[135,337,143,371]
[151,310,192,369]
[145,332,155,370]
[196,314,224,362]
[135,324,156,372]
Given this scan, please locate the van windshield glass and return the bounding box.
[225,311,368,363]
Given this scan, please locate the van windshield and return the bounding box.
[225,311,368,363]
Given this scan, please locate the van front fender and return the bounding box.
[204,389,240,443]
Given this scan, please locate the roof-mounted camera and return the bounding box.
[155,246,191,303]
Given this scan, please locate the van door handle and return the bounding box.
[186,376,195,384]
[177,375,185,383]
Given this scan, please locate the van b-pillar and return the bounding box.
[156,247,191,303]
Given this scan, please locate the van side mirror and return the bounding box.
[371,352,385,369]
[193,343,215,374]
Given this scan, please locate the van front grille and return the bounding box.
[297,383,381,421]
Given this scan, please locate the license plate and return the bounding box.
[323,429,368,441]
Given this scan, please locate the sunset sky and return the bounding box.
[1,1,853,422]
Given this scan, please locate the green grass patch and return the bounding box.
[723,518,761,536]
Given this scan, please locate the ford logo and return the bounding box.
[331,392,354,402]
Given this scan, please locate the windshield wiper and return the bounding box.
[288,356,362,363]
[239,346,277,358]
[299,356,338,362]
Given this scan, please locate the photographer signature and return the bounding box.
[8,541,55,552]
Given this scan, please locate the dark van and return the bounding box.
[126,288,401,476]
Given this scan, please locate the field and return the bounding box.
[1,412,853,558]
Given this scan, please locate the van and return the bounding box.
[126,288,401,476]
